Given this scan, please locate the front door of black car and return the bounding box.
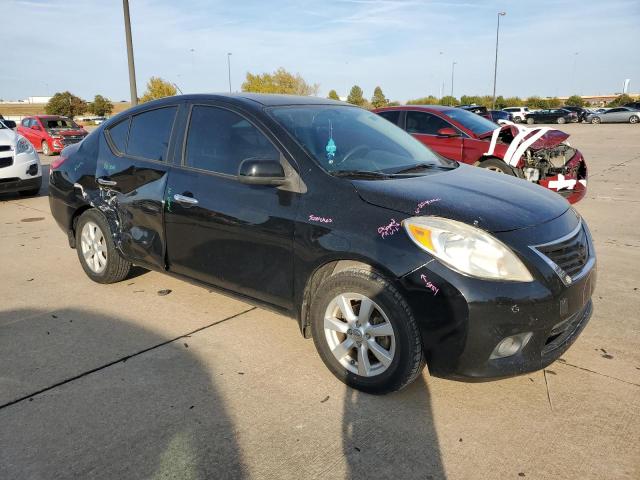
[164,104,299,308]
[97,104,181,269]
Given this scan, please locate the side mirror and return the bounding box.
[437,127,459,137]
[238,158,286,186]
[32,125,41,131]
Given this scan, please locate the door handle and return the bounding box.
[173,193,199,206]
[97,177,117,187]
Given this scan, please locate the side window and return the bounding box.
[406,111,453,135]
[185,105,279,175]
[106,118,130,153]
[377,110,401,125]
[126,107,177,161]
[608,108,622,113]
[21,118,30,127]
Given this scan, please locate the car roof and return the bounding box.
[143,93,345,108]
[375,105,453,112]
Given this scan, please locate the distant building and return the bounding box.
[556,93,639,106]
[24,96,52,104]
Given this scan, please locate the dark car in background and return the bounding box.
[49,94,595,394]
[525,109,577,125]
[624,102,640,110]
[561,106,589,122]
[17,115,88,156]
[458,105,513,123]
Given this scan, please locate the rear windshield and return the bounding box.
[441,108,497,135]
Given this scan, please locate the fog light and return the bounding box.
[26,164,38,176]
[490,332,533,359]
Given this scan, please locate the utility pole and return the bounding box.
[122,0,138,106]
[227,53,232,93]
[451,61,457,103]
[492,11,506,110]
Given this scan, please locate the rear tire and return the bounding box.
[526,117,535,125]
[41,141,51,156]
[75,209,131,284]
[557,117,566,124]
[310,268,425,394]
[630,115,639,124]
[479,157,517,176]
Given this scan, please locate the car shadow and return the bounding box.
[342,375,446,479]
[0,308,247,479]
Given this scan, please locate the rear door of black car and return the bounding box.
[96,103,183,269]
[164,102,299,308]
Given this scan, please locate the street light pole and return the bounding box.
[227,53,232,93]
[450,61,457,103]
[122,0,138,106]
[492,11,506,110]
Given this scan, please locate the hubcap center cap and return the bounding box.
[351,329,364,341]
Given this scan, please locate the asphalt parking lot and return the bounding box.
[1,123,638,479]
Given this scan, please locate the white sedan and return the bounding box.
[0,120,42,196]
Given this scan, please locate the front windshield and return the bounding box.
[43,118,78,129]
[270,105,452,174]
[442,108,498,135]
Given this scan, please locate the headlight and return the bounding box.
[403,216,534,282]
[15,136,33,155]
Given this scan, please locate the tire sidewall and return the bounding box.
[480,157,517,176]
[42,141,50,156]
[630,115,639,124]
[75,209,120,283]
[310,269,422,394]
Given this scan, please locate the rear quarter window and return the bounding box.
[377,110,401,125]
[106,118,130,153]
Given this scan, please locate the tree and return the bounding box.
[241,67,319,96]
[607,93,635,107]
[439,96,459,106]
[370,86,388,108]
[88,95,113,116]
[525,96,546,109]
[565,95,585,107]
[503,96,524,107]
[327,89,340,101]
[140,77,177,103]
[347,85,366,106]
[407,95,439,105]
[546,97,562,108]
[45,92,87,118]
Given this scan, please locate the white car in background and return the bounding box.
[0,120,42,196]
[502,106,531,123]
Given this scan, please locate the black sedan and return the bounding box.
[48,94,596,393]
[525,108,578,124]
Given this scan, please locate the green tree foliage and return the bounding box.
[45,92,87,118]
[387,100,401,106]
[565,95,585,107]
[88,95,113,116]
[525,96,547,109]
[606,93,635,107]
[140,77,177,103]
[503,96,524,107]
[494,96,507,109]
[347,85,366,106]
[327,89,340,101]
[241,67,319,96]
[370,86,389,108]
[546,97,562,108]
[406,95,439,105]
[439,96,459,106]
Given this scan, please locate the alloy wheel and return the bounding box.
[323,293,396,377]
[80,221,108,274]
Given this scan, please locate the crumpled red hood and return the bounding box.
[479,125,569,150]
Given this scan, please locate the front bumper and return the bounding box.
[399,210,596,380]
[0,150,42,193]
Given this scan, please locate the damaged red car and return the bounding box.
[374,106,587,204]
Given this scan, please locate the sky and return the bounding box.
[1,0,639,103]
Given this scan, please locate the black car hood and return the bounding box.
[352,164,570,233]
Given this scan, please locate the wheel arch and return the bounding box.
[297,257,396,338]
[67,204,94,248]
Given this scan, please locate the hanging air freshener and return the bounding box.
[326,121,337,164]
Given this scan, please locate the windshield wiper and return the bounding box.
[392,163,440,174]
[331,170,392,179]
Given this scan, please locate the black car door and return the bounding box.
[96,103,182,269]
[164,103,300,309]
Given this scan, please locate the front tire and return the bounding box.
[75,209,131,284]
[630,115,639,124]
[526,117,535,125]
[310,268,425,394]
[591,116,601,124]
[557,117,566,124]
[479,157,517,176]
[41,141,51,156]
